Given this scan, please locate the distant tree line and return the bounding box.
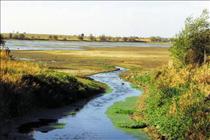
[0,32,172,43]
[150,36,171,42]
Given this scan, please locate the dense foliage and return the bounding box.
[122,64,209,139]
[170,9,210,66]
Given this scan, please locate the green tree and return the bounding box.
[99,35,107,42]
[150,36,162,42]
[53,35,58,40]
[170,9,210,66]
[19,33,25,40]
[89,34,96,41]
[9,33,13,39]
[122,37,128,42]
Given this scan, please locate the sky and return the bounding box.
[1,1,210,38]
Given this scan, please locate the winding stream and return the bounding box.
[18,67,148,140]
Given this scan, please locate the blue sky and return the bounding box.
[1,1,209,37]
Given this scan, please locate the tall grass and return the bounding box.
[0,49,106,120]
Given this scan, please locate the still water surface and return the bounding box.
[6,40,170,50]
[32,67,148,140]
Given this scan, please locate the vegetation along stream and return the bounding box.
[16,67,149,140]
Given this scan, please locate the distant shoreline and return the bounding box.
[1,33,171,43]
[3,38,148,43]
[5,39,171,51]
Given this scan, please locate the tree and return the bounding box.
[89,34,96,41]
[9,33,13,39]
[123,37,128,42]
[14,32,19,39]
[49,35,53,40]
[169,9,210,66]
[151,36,162,42]
[19,33,25,40]
[78,33,84,40]
[99,35,107,42]
[128,36,138,42]
[0,38,5,47]
[53,35,58,40]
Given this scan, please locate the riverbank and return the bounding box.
[0,51,107,133]
[0,97,101,140]
[5,67,149,140]
[121,64,209,139]
[1,33,171,43]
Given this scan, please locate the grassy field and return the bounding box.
[11,47,169,76]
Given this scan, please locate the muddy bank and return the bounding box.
[0,97,100,140]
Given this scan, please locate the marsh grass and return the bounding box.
[2,46,168,120]
[106,97,148,139]
[107,97,146,128]
[0,49,107,120]
[11,47,169,76]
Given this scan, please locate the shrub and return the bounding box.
[135,64,209,139]
[169,9,210,66]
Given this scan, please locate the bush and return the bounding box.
[135,64,209,139]
[170,9,210,66]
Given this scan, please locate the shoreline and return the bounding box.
[3,38,150,43]
[0,68,122,140]
[0,96,100,140]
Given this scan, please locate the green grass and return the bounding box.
[105,86,113,94]
[51,123,66,129]
[107,97,146,129]
[106,97,149,139]
[68,111,76,116]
